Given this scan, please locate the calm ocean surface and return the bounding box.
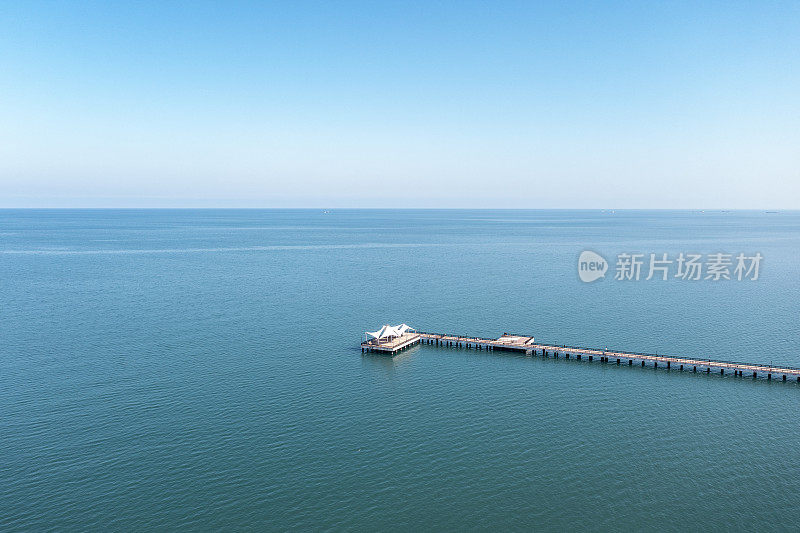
[2,209,800,531]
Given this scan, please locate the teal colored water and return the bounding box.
[2,209,800,531]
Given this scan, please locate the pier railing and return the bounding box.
[414,330,800,373]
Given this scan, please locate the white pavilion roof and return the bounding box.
[366,324,414,340]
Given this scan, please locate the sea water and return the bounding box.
[2,209,799,531]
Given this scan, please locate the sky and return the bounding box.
[1,1,798,208]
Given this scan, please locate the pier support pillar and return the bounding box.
[693,366,696,372]
[641,361,645,367]
[680,364,683,371]
[628,360,632,366]
[617,359,620,365]
[654,362,657,368]
[577,354,581,360]
[667,361,670,369]
[783,375,787,381]
[720,368,724,375]
[768,373,772,380]
[588,355,593,361]
[566,353,570,359]
[753,371,757,378]
[706,368,710,373]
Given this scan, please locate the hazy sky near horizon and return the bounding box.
[1,1,799,208]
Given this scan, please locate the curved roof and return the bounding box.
[366,324,413,339]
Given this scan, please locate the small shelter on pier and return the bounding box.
[365,324,416,342]
[362,324,420,354]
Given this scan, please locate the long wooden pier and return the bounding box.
[361,330,800,382]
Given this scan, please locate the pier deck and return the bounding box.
[362,329,800,382]
[361,333,421,354]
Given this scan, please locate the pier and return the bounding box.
[361,329,800,383]
[362,332,422,354]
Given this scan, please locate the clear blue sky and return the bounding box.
[1,1,798,208]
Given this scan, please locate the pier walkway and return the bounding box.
[361,330,800,382]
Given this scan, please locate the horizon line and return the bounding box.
[0,207,796,211]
